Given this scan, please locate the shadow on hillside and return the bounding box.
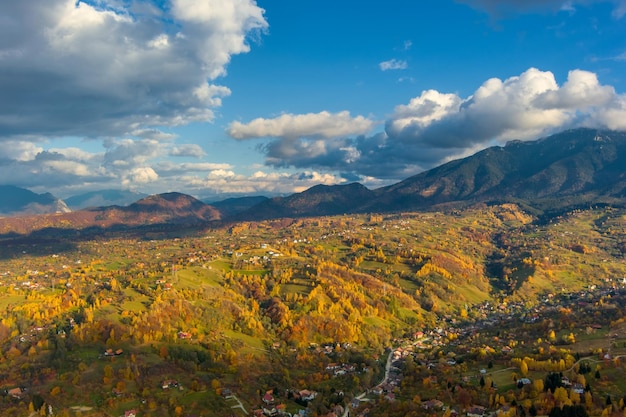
[486,249,536,295]
[0,235,79,260]
[0,221,226,261]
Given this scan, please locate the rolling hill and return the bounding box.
[0,192,221,236]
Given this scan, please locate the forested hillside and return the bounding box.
[1,204,626,416]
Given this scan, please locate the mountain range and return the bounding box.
[1,128,626,234]
[235,128,626,219]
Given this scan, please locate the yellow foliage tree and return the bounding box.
[553,387,570,406]
[548,330,556,343]
[520,360,529,377]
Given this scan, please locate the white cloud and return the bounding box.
[157,161,232,174]
[125,167,159,185]
[131,129,178,141]
[233,68,626,181]
[43,160,91,176]
[103,138,162,168]
[0,0,267,139]
[592,95,626,129]
[534,69,615,109]
[382,67,626,168]
[48,147,99,162]
[389,90,463,132]
[379,59,408,71]
[226,111,377,173]
[227,111,375,140]
[170,144,207,158]
[0,148,113,193]
[183,169,345,195]
[0,141,44,161]
[386,68,626,152]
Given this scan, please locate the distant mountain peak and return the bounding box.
[65,189,146,210]
[131,192,206,211]
[0,185,70,216]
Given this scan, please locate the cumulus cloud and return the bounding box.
[124,167,159,185]
[103,138,162,168]
[388,68,621,150]
[227,111,377,172]
[0,0,267,139]
[156,161,232,174]
[379,59,408,71]
[228,111,375,140]
[1,137,167,193]
[182,169,346,195]
[132,129,178,141]
[170,144,207,158]
[0,141,44,162]
[0,148,112,193]
[0,136,344,197]
[389,90,463,132]
[230,68,626,181]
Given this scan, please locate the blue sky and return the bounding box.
[1,0,626,199]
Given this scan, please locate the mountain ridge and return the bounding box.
[0,193,221,236]
[231,128,626,218]
[2,128,626,235]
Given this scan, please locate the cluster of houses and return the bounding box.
[155,279,173,290]
[325,362,357,377]
[309,342,353,355]
[348,287,626,417]
[248,388,320,417]
[560,376,585,394]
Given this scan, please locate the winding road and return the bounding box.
[342,348,394,417]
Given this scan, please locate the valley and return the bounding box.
[1,204,626,416]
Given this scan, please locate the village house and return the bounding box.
[422,399,445,410]
[572,383,585,394]
[7,387,25,399]
[467,405,486,417]
[162,379,178,389]
[262,391,275,405]
[297,389,317,402]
